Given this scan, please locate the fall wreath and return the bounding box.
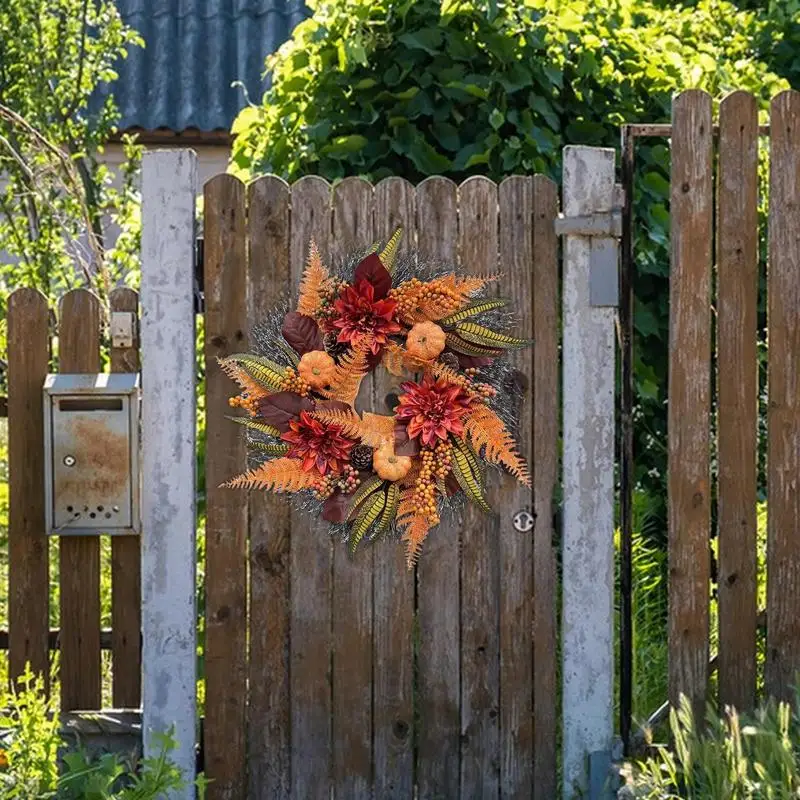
[222,229,532,567]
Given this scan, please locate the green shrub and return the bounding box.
[621,689,800,798]
[231,0,787,538]
[0,667,205,799]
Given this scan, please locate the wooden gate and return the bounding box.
[202,174,559,799]
[666,89,800,716]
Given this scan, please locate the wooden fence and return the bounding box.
[668,88,800,716]
[6,173,560,798]
[7,287,141,710]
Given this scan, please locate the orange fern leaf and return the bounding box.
[223,457,317,492]
[297,238,329,316]
[464,405,531,486]
[217,357,270,401]
[361,413,395,447]
[396,489,431,568]
[312,408,395,448]
[318,346,369,404]
[311,407,363,439]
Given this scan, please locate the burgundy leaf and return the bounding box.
[394,423,421,457]
[322,491,352,523]
[257,391,314,432]
[454,352,495,369]
[353,253,392,299]
[282,312,324,355]
[314,399,352,414]
[445,472,460,496]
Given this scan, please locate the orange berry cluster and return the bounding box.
[314,279,349,323]
[439,367,496,403]
[463,368,497,400]
[313,463,361,500]
[410,441,453,523]
[228,393,259,416]
[279,366,312,397]
[389,278,461,322]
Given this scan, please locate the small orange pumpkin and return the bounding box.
[297,350,336,388]
[373,443,412,481]
[406,321,446,360]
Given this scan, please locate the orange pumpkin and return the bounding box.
[297,350,336,388]
[373,443,412,481]
[406,321,446,360]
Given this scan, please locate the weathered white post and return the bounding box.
[560,145,617,799]
[141,149,198,795]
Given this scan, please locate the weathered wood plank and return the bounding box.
[8,288,50,684]
[532,175,559,798]
[497,176,534,799]
[331,176,374,799]
[416,175,461,799]
[204,174,248,799]
[58,288,102,711]
[247,175,291,800]
[458,176,500,799]
[766,90,800,701]
[717,91,758,713]
[289,175,333,800]
[372,177,415,799]
[109,288,142,709]
[668,90,713,714]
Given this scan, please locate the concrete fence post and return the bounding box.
[560,145,618,799]
[140,149,198,796]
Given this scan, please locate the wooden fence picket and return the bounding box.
[372,177,416,799]
[58,289,102,711]
[109,287,142,709]
[766,90,800,701]
[716,90,759,713]
[331,177,376,799]
[7,288,50,684]
[667,90,713,715]
[247,175,292,799]
[458,176,501,797]
[204,174,249,800]
[288,176,334,800]
[415,175,461,799]
[531,175,559,795]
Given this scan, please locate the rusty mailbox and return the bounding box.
[43,373,140,535]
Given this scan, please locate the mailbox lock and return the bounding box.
[63,454,76,467]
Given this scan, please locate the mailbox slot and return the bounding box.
[43,373,140,536]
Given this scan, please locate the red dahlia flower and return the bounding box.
[396,375,474,446]
[332,279,401,354]
[281,411,355,474]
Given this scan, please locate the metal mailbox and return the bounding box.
[43,373,140,535]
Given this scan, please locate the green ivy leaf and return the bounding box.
[322,135,369,158]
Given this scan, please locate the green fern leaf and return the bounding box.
[227,416,282,438]
[451,445,492,513]
[455,322,531,349]
[249,441,290,456]
[346,476,387,521]
[351,490,387,551]
[445,333,503,357]
[440,298,508,326]
[373,482,400,538]
[225,353,287,391]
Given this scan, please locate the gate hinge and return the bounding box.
[555,184,624,308]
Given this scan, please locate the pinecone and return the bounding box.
[350,444,374,471]
[323,331,350,360]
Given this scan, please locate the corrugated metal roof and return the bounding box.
[96,0,309,133]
